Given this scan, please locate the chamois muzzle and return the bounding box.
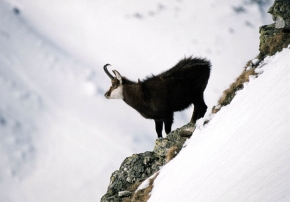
[104,64,114,79]
[104,92,110,99]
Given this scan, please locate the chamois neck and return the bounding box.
[122,79,147,111]
[122,77,136,85]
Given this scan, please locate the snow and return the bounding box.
[149,48,290,202]
[0,0,275,201]
[137,172,159,191]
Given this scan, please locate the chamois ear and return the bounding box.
[113,70,122,84]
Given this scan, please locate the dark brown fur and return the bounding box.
[105,57,211,137]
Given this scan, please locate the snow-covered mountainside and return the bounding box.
[149,48,290,201]
[0,0,274,201]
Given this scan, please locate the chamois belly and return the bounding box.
[137,98,192,119]
[172,101,193,112]
[168,94,193,112]
[139,109,165,120]
[136,104,169,120]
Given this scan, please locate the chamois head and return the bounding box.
[104,64,124,99]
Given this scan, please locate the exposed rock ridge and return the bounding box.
[259,0,290,59]
[100,123,193,202]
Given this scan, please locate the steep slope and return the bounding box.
[149,48,290,202]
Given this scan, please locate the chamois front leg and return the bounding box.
[154,120,163,138]
[164,115,173,135]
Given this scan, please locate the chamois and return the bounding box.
[104,57,211,138]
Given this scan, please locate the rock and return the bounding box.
[259,23,279,53]
[179,124,196,137]
[101,195,119,202]
[100,123,190,202]
[268,0,290,30]
[154,123,191,156]
[101,151,165,202]
[259,0,290,59]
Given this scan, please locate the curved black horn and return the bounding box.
[103,64,114,79]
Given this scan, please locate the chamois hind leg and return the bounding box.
[190,106,199,124]
[164,115,174,135]
[198,100,207,120]
[154,119,163,138]
[191,96,207,123]
[180,98,207,137]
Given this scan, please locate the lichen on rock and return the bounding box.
[268,0,290,29]
[259,0,290,59]
[101,151,165,202]
[154,123,191,156]
[100,123,190,202]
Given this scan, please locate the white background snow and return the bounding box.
[0,0,283,201]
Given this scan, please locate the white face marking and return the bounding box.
[108,85,123,99]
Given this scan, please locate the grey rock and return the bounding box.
[154,123,191,156]
[100,195,120,202]
[268,0,290,30]
[100,123,190,202]
[100,151,165,201]
[259,0,290,59]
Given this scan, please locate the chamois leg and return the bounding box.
[190,105,199,124]
[180,99,207,137]
[191,97,207,123]
[198,100,207,120]
[164,115,173,135]
[155,120,163,138]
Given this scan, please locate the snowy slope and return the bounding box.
[0,0,274,201]
[149,48,290,202]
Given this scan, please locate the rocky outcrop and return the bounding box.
[100,123,192,202]
[101,151,164,202]
[259,0,290,59]
[268,0,290,30]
